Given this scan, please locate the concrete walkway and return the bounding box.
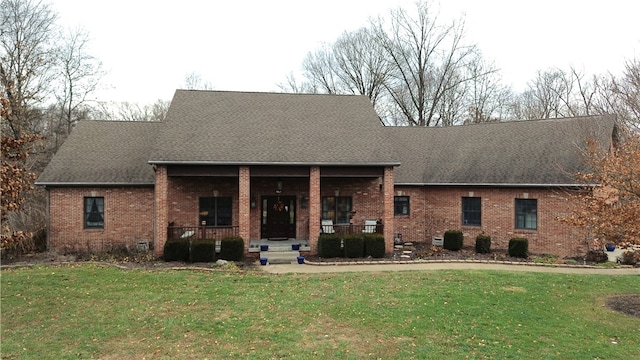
[260,261,640,275]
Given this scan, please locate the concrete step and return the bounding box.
[260,250,300,264]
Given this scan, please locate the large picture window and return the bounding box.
[462,197,481,226]
[199,197,232,226]
[515,199,537,230]
[84,197,104,229]
[322,196,352,224]
[394,196,410,216]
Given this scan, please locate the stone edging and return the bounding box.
[1,259,635,271]
[302,258,636,269]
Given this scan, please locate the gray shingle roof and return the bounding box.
[389,116,616,185]
[37,89,615,188]
[36,120,161,185]
[149,90,399,165]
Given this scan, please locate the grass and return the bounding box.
[2,264,639,359]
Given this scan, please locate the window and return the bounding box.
[199,197,232,226]
[84,197,104,229]
[462,197,481,226]
[515,199,537,230]
[322,196,352,224]
[394,196,410,216]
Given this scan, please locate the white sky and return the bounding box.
[50,0,640,105]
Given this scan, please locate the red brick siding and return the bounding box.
[308,167,320,252]
[48,187,154,253]
[394,186,587,257]
[154,166,168,257]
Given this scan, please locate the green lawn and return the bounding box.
[1,264,638,359]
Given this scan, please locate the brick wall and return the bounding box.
[394,186,588,258]
[47,179,588,258]
[48,187,154,253]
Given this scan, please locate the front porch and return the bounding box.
[155,164,396,257]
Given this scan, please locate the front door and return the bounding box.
[261,196,296,239]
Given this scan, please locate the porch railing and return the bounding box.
[321,223,384,236]
[168,226,239,240]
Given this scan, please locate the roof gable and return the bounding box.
[150,90,399,166]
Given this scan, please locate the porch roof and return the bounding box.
[148,90,399,166]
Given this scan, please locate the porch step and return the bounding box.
[260,249,300,264]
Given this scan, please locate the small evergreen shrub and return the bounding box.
[163,238,190,262]
[585,249,608,263]
[620,249,640,265]
[508,238,529,258]
[219,236,244,261]
[344,234,364,258]
[190,239,216,262]
[318,234,343,258]
[443,230,463,251]
[475,234,491,254]
[364,233,386,258]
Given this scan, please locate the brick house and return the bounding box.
[36,90,616,258]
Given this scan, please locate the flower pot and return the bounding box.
[260,257,268,265]
[605,244,616,252]
[291,243,301,250]
[260,244,269,251]
[297,256,305,264]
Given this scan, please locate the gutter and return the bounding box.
[35,182,155,187]
[147,160,402,167]
[393,183,598,188]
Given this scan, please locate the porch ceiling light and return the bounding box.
[275,179,283,194]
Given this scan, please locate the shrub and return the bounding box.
[585,249,608,263]
[318,234,343,258]
[163,238,190,262]
[344,234,364,258]
[508,238,529,258]
[219,237,244,261]
[620,249,640,265]
[443,230,463,251]
[364,233,385,258]
[190,239,216,262]
[475,234,491,254]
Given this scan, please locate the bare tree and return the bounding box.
[54,27,104,135]
[371,1,482,126]
[302,28,391,106]
[606,58,640,130]
[184,71,214,90]
[92,99,169,122]
[462,55,513,123]
[1,0,57,138]
[513,66,605,120]
[277,72,317,93]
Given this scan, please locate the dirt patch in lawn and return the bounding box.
[605,294,640,318]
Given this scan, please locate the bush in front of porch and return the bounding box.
[318,234,343,258]
[163,237,245,262]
